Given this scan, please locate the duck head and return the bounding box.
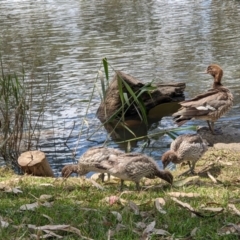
[155,170,173,184]
[161,151,178,169]
[163,170,173,184]
[206,64,223,86]
[61,164,78,178]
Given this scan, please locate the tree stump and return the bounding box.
[18,150,54,177]
[96,71,185,123]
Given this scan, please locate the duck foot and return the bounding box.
[177,169,197,178]
[197,162,215,174]
[100,173,111,182]
[212,127,223,135]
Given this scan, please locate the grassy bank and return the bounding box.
[0,148,240,239]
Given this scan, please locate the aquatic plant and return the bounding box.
[0,57,49,170]
[90,58,196,148]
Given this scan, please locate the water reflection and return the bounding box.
[0,0,240,175]
[103,102,181,151]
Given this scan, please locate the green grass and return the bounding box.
[0,148,240,239]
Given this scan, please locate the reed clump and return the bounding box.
[0,58,48,170]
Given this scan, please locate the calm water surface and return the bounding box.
[1,0,240,175]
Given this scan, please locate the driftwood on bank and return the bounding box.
[18,150,54,177]
[96,71,185,123]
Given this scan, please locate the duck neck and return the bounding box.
[212,72,223,88]
[171,152,182,164]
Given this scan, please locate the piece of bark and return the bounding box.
[96,71,185,123]
[18,150,54,177]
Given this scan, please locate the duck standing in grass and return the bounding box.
[62,147,173,190]
[161,134,208,174]
[61,146,124,179]
[95,152,173,190]
[172,64,233,134]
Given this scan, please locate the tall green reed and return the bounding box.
[0,58,49,169]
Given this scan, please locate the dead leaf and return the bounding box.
[171,197,224,218]
[79,207,98,212]
[171,197,195,212]
[201,207,224,212]
[207,171,217,183]
[167,192,200,198]
[108,224,126,238]
[31,230,63,239]
[0,216,9,228]
[89,179,105,190]
[4,187,23,194]
[142,221,156,235]
[218,223,240,236]
[74,200,84,205]
[41,202,54,208]
[119,190,135,198]
[228,204,240,216]
[128,201,139,215]
[0,184,14,192]
[173,176,199,187]
[115,223,126,232]
[111,211,122,222]
[135,222,147,229]
[27,224,93,239]
[20,202,39,211]
[217,159,232,166]
[39,183,54,187]
[107,229,114,240]
[13,187,23,194]
[140,211,154,218]
[191,227,198,237]
[155,198,166,214]
[152,228,170,236]
[39,195,54,202]
[229,198,240,204]
[42,214,54,223]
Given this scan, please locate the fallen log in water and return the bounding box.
[96,71,185,123]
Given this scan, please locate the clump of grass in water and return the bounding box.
[68,58,197,161]
[102,58,197,146]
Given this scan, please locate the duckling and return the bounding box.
[62,148,173,190]
[61,146,124,179]
[173,64,233,135]
[161,134,208,174]
[96,152,173,190]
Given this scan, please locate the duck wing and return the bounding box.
[79,147,124,165]
[180,88,231,109]
[171,134,205,152]
[173,88,232,125]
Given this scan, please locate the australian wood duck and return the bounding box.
[161,134,208,174]
[61,146,124,179]
[172,64,233,134]
[95,152,173,190]
[62,147,173,190]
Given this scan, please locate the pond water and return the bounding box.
[1,0,240,176]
